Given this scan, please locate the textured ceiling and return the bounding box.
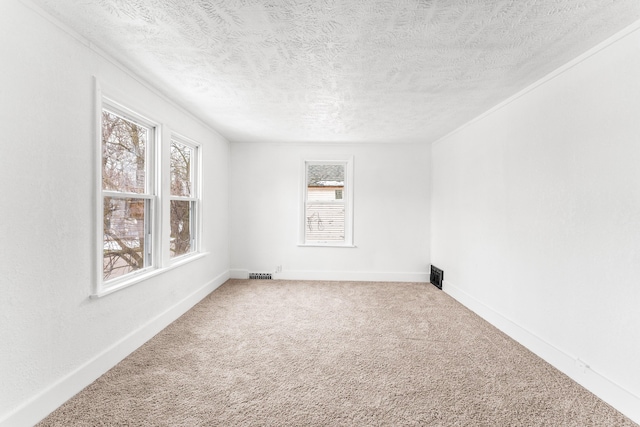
[30,0,640,144]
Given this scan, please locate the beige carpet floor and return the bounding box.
[38,280,637,426]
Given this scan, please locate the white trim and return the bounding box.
[93,77,103,295]
[297,244,357,248]
[443,280,640,424]
[168,134,202,259]
[300,157,355,246]
[229,140,428,147]
[92,252,209,298]
[102,191,155,200]
[102,96,158,131]
[168,196,199,202]
[276,269,428,283]
[160,125,172,266]
[0,271,230,427]
[168,249,205,267]
[232,268,426,282]
[99,93,161,293]
[229,269,249,279]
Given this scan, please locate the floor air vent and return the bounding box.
[249,273,272,280]
[430,265,443,290]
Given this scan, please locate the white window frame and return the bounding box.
[168,134,201,261]
[96,96,161,295]
[299,157,355,247]
[94,80,207,298]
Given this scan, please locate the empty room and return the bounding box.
[1,0,639,425]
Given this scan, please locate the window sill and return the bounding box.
[92,252,209,298]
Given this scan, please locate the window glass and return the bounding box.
[102,110,147,193]
[170,200,192,257]
[169,138,198,259]
[305,163,346,243]
[170,141,193,197]
[103,197,149,280]
[97,96,203,295]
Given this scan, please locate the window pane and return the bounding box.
[170,200,192,257]
[103,197,148,280]
[307,164,345,202]
[170,141,193,197]
[306,163,346,242]
[102,110,147,193]
[307,164,344,186]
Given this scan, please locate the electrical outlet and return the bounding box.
[275,265,282,274]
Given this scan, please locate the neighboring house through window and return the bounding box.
[169,137,200,258]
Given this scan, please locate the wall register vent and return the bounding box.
[249,273,272,280]
[430,265,444,290]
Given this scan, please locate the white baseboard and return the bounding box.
[275,270,429,282]
[231,268,428,283]
[229,269,249,279]
[443,280,640,425]
[1,271,229,427]
[230,268,427,282]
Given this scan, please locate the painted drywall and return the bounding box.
[0,1,230,425]
[431,24,640,422]
[230,142,430,282]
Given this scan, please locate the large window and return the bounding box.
[301,158,354,246]
[97,94,203,296]
[101,106,156,282]
[169,138,199,258]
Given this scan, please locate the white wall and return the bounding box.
[0,1,230,425]
[230,142,430,282]
[431,24,640,422]
[6,0,637,423]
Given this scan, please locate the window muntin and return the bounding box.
[169,139,199,259]
[303,160,353,246]
[101,107,155,282]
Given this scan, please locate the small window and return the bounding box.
[301,158,354,246]
[169,138,199,258]
[101,106,156,282]
[96,89,206,297]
